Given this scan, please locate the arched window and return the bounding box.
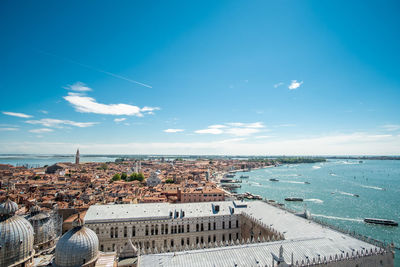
[145,225,149,236]
[124,226,127,237]
[222,221,225,229]
[110,227,114,238]
[161,224,164,234]
[115,227,118,238]
[201,223,204,231]
[196,223,199,232]
[187,224,190,232]
[229,221,231,229]
[132,226,136,237]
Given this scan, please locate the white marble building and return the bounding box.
[146,172,161,187]
[83,201,395,267]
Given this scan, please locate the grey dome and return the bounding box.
[27,211,55,247]
[30,205,41,214]
[0,198,18,216]
[0,200,34,267]
[54,225,99,267]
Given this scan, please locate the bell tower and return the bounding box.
[75,148,80,165]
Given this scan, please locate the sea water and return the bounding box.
[236,159,400,258]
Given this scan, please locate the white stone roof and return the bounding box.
[138,237,380,267]
[84,201,236,223]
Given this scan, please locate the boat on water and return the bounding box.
[284,197,303,202]
[240,175,249,178]
[220,178,241,183]
[364,218,398,226]
[221,184,241,189]
[304,181,310,184]
[225,174,236,178]
[269,178,279,182]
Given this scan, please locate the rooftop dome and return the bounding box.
[0,199,34,267]
[30,204,41,215]
[54,224,99,267]
[0,198,18,216]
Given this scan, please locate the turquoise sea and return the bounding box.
[235,159,400,263]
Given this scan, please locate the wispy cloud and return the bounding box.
[164,129,184,133]
[195,122,266,136]
[0,128,19,131]
[64,90,159,116]
[3,111,33,118]
[255,135,272,139]
[114,118,126,123]
[3,132,399,155]
[29,128,54,133]
[37,50,152,88]
[26,118,97,128]
[288,80,303,90]
[39,110,48,114]
[274,82,284,88]
[381,124,400,131]
[64,82,92,92]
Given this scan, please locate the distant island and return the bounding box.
[249,157,326,164]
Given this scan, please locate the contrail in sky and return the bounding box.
[35,49,152,88]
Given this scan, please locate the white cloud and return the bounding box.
[382,124,400,131]
[195,122,266,136]
[0,128,19,131]
[164,129,184,133]
[2,132,399,155]
[195,128,224,135]
[274,82,284,88]
[114,118,126,122]
[255,135,272,139]
[29,128,54,133]
[288,80,303,90]
[208,125,227,129]
[64,82,92,92]
[39,110,48,114]
[64,92,159,116]
[2,111,33,118]
[25,118,97,128]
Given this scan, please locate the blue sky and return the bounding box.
[1,0,399,155]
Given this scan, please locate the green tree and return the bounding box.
[121,173,128,181]
[165,178,174,184]
[112,173,121,181]
[137,173,145,181]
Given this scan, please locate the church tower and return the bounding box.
[75,148,80,165]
